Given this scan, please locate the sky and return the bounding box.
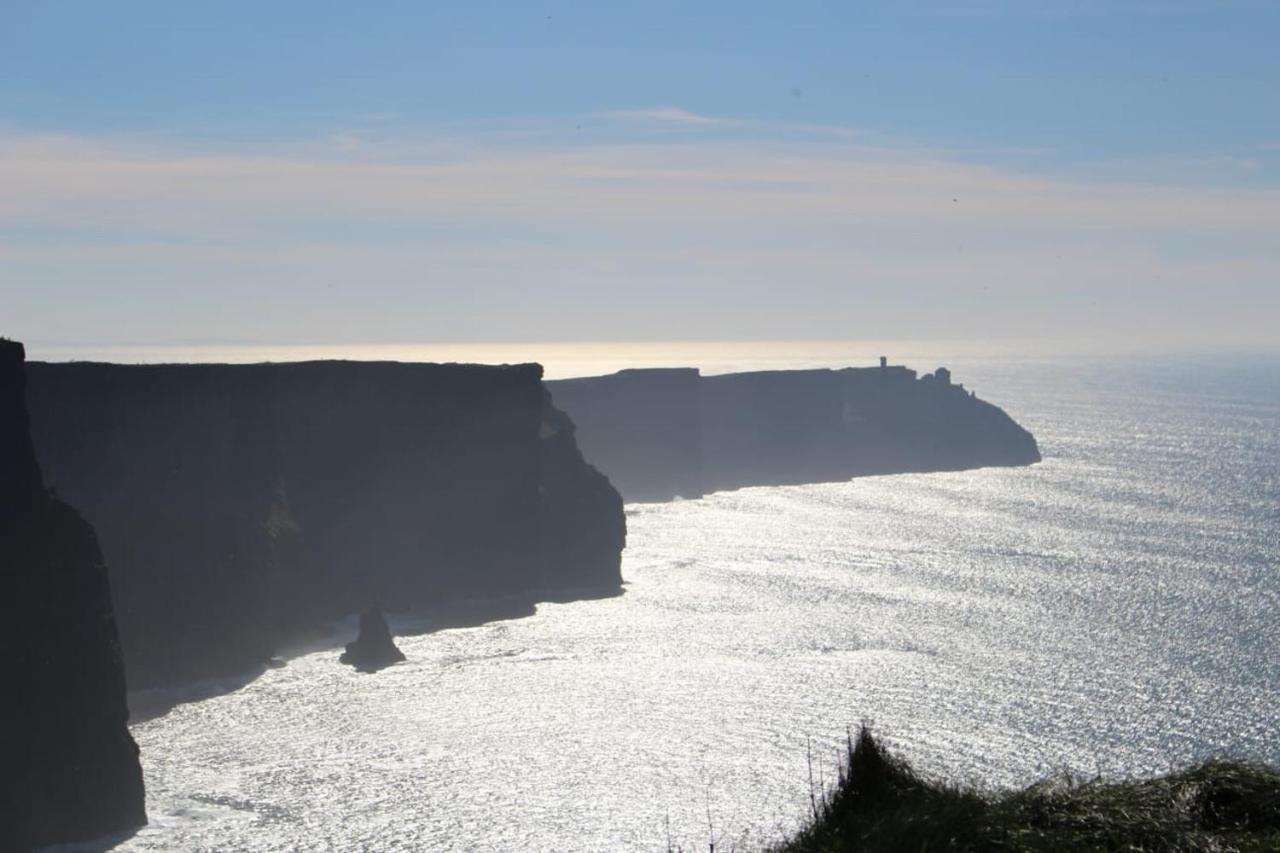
[2,0,1278,354]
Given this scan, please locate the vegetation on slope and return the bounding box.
[774,728,1280,853]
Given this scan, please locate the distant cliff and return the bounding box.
[1,341,146,850]
[547,363,1040,501]
[26,361,624,689]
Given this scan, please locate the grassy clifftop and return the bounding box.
[775,728,1280,853]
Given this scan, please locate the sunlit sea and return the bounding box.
[78,344,1278,852]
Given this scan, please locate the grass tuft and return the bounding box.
[774,727,1280,853]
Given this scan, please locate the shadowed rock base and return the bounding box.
[339,606,406,672]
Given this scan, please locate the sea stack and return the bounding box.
[339,605,406,671]
[0,339,146,850]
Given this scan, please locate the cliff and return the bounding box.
[537,387,628,588]
[0,340,146,851]
[25,360,624,689]
[547,363,1040,501]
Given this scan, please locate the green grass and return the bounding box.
[773,728,1280,853]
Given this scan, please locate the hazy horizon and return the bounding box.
[21,337,1280,385]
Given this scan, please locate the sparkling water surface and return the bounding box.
[105,350,1278,852]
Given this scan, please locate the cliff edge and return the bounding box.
[546,368,703,502]
[0,340,146,851]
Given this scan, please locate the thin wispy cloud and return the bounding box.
[3,131,1276,233]
[2,114,1277,348]
[600,107,723,126]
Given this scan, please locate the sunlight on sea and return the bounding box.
[99,349,1279,852]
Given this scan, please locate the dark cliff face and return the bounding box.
[25,360,625,688]
[538,388,626,591]
[0,341,146,851]
[549,365,1040,501]
[270,362,545,608]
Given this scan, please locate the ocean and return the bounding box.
[74,345,1278,852]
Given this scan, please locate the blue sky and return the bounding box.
[2,0,1278,351]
